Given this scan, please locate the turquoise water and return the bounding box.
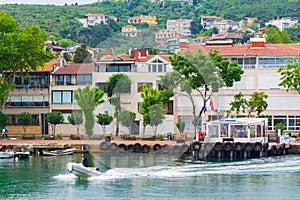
[1,153,300,200]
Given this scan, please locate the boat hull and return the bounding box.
[43,148,76,156]
[14,152,30,159]
[0,152,14,159]
[66,162,103,178]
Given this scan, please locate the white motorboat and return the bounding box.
[43,148,76,156]
[66,162,103,178]
[14,152,30,159]
[0,151,15,159]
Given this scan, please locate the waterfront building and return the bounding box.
[4,60,59,136]
[4,40,300,137]
[180,38,300,133]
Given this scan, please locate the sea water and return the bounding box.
[1,153,300,200]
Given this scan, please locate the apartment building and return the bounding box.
[155,29,180,48]
[167,19,192,36]
[4,60,59,136]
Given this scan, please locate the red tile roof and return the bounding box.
[181,42,300,56]
[137,55,172,62]
[36,60,60,72]
[53,63,94,74]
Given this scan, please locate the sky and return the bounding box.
[0,0,99,6]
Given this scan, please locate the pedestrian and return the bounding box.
[82,154,88,167]
[2,127,7,139]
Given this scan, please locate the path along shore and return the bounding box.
[2,138,300,154]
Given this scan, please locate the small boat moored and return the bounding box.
[66,162,103,178]
[14,152,30,160]
[42,148,76,156]
[0,151,15,159]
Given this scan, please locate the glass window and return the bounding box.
[52,91,62,104]
[62,91,72,103]
[107,65,118,72]
[164,100,173,115]
[119,65,131,72]
[233,125,248,138]
[76,74,92,85]
[208,125,219,138]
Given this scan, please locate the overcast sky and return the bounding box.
[0,0,98,5]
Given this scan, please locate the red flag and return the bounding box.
[210,98,215,111]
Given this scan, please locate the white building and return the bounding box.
[167,19,192,36]
[75,13,108,27]
[265,17,298,31]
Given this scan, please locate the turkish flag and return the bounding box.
[210,98,214,111]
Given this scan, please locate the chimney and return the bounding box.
[179,41,188,49]
[134,51,139,60]
[105,48,114,56]
[250,38,265,48]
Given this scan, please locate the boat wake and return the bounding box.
[56,155,300,181]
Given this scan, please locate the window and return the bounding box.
[15,74,49,88]
[164,100,173,115]
[52,91,73,104]
[8,114,39,125]
[6,95,49,107]
[148,59,167,72]
[56,75,71,85]
[96,82,106,91]
[138,82,153,92]
[106,64,131,72]
[52,110,74,124]
[76,74,92,85]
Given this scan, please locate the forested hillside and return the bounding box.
[0,0,299,49]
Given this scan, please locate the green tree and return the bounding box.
[278,56,300,95]
[46,111,64,136]
[139,84,168,136]
[248,92,268,117]
[74,85,105,137]
[119,109,136,135]
[287,23,300,42]
[73,44,92,63]
[160,50,243,136]
[67,111,83,136]
[17,112,33,135]
[190,19,203,35]
[228,92,248,116]
[96,111,113,134]
[0,112,9,131]
[57,38,73,48]
[105,73,131,136]
[63,52,71,62]
[149,104,166,135]
[266,26,293,43]
[176,119,185,135]
[229,92,268,117]
[0,12,54,111]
